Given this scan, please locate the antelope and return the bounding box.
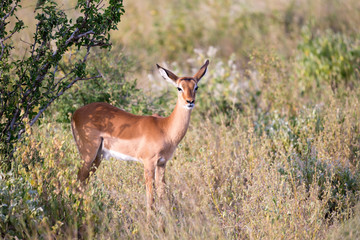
[71,60,209,216]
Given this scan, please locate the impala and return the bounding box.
[71,60,209,216]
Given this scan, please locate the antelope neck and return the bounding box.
[161,99,192,145]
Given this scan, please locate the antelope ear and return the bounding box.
[193,60,209,83]
[157,64,178,86]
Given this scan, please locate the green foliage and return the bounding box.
[0,0,125,169]
[52,51,135,123]
[297,29,360,93]
[52,49,167,123]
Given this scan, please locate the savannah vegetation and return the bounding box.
[1,0,360,239]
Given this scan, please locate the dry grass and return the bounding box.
[3,87,358,238]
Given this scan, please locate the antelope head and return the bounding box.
[157,60,209,110]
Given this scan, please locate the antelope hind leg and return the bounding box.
[77,138,103,183]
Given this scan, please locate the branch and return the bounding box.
[64,28,79,45]
[20,38,32,46]
[64,29,94,45]
[0,28,20,60]
[36,41,48,61]
[88,41,111,48]
[25,31,96,118]
[83,44,91,62]
[95,0,105,10]
[31,23,40,57]
[0,41,5,60]
[1,1,19,22]
[50,45,92,93]
[34,59,52,83]
[29,74,101,126]
[0,1,20,59]
[4,108,20,142]
[77,30,95,40]
[1,29,18,42]
[0,95,5,120]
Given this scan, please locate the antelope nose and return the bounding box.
[186,99,195,104]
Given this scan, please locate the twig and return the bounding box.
[31,23,40,57]
[65,30,95,45]
[1,1,19,22]
[0,30,19,59]
[64,28,79,45]
[20,38,33,46]
[5,108,20,142]
[95,0,104,9]
[1,29,18,42]
[0,41,5,60]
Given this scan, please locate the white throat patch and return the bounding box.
[183,104,194,110]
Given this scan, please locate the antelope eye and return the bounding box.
[195,86,199,91]
[177,87,182,92]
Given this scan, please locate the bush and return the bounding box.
[0,0,124,169]
[296,29,360,93]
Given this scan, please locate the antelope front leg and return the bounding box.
[155,164,166,210]
[144,166,155,220]
[156,164,167,230]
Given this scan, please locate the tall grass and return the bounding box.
[2,87,359,238]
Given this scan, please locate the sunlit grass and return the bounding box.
[2,85,359,238]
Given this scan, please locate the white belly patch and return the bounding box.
[101,148,141,163]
